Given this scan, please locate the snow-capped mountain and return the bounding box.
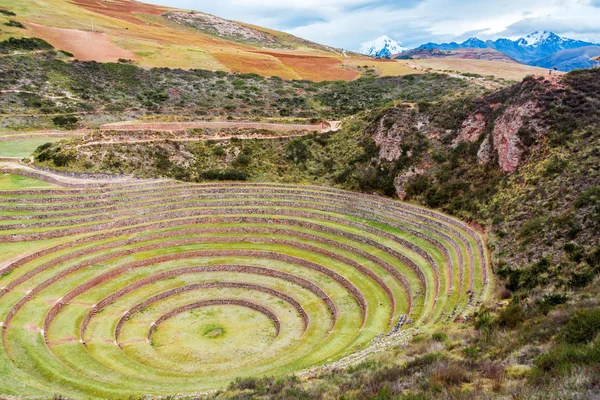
[359,35,407,58]
[517,31,555,47]
[415,31,598,71]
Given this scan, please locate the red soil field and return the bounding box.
[258,51,360,82]
[69,0,167,25]
[27,23,137,62]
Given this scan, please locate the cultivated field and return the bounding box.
[0,169,490,398]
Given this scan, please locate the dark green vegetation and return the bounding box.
[0,37,53,54]
[0,50,484,129]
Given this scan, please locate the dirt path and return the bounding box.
[0,121,341,143]
[99,120,341,133]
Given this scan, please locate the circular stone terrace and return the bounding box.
[0,173,490,398]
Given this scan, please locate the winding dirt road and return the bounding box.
[0,120,341,143]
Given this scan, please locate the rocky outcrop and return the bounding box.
[453,113,486,145]
[370,107,430,162]
[486,100,540,172]
[394,167,426,200]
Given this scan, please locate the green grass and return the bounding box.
[0,173,55,190]
[0,138,67,158]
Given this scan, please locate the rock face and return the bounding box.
[489,101,536,172]
[453,76,554,173]
[453,113,486,146]
[165,11,280,47]
[370,107,429,162]
[394,168,426,200]
[471,100,540,172]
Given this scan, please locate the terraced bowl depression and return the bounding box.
[0,176,490,398]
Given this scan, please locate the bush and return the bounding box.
[212,147,226,156]
[201,169,248,181]
[431,362,469,386]
[431,332,447,342]
[535,342,600,374]
[0,9,16,16]
[497,301,526,329]
[4,20,24,28]
[558,309,600,344]
[0,37,53,53]
[286,139,309,164]
[52,115,79,130]
[575,185,600,208]
[536,294,567,315]
[232,153,251,167]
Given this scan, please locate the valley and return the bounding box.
[0,1,598,399]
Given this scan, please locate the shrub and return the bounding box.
[286,139,309,164]
[558,309,600,344]
[4,20,24,28]
[0,37,53,53]
[575,185,600,208]
[536,294,567,315]
[232,154,251,167]
[497,301,526,329]
[201,169,248,181]
[431,362,469,386]
[52,115,79,130]
[534,342,600,374]
[0,9,16,16]
[212,147,226,156]
[431,332,447,342]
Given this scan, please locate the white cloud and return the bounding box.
[144,0,600,48]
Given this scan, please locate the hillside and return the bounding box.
[0,50,489,132]
[0,1,551,82]
[532,45,600,71]
[0,0,362,80]
[396,48,517,63]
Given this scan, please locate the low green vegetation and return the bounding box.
[0,137,67,158]
[0,37,53,54]
[0,50,487,123]
[0,173,54,190]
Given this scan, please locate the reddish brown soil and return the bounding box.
[69,0,167,26]
[27,23,137,62]
[256,51,360,82]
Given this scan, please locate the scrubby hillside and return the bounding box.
[0,51,486,131]
[0,0,360,80]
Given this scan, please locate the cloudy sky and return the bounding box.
[144,0,600,49]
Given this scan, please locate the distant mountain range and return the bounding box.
[360,31,600,71]
[359,35,407,58]
[416,31,600,71]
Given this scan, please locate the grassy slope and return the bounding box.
[0,173,54,189]
[0,0,353,81]
[0,0,548,81]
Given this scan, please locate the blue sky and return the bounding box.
[143,0,600,49]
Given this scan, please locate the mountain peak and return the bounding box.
[359,35,407,58]
[518,31,560,47]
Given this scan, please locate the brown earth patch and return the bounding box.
[68,0,167,26]
[27,23,137,62]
